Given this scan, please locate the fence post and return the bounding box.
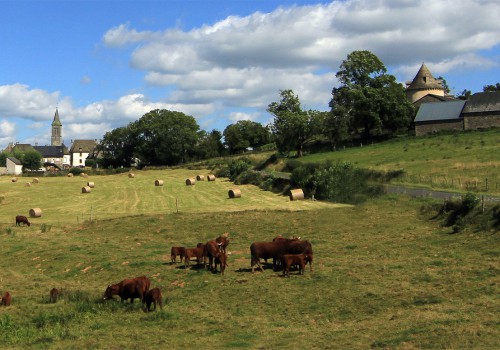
[485,178,488,191]
[482,195,485,214]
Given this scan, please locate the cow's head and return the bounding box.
[103,285,118,300]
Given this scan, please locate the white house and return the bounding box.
[69,140,97,167]
[6,157,23,175]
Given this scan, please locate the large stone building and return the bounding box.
[406,63,455,108]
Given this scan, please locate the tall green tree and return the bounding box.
[195,129,224,159]
[268,89,320,157]
[223,120,270,154]
[329,50,414,140]
[21,150,42,171]
[132,109,200,166]
[98,126,137,168]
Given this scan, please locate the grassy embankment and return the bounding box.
[0,167,498,349]
[291,129,500,196]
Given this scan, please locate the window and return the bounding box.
[79,159,82,164]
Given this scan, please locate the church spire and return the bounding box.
[51,108,62,146]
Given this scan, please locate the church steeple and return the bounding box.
[51,108,62,146]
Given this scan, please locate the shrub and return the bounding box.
[228,158,252,180]
[69,168,85,176]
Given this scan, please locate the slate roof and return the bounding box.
[33,145,66,158]
[70,139,97,153]
[462,91,500,114]
[407,63,444,91]
[414,100,466,123]
[7,157,22,165]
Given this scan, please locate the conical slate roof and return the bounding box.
[407,63,444,91]
[51,108,62,126]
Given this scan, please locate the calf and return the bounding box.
[170,247,186,264]
[1,291,12,306]
[282,254,307,277]
[287,240,313,272]
[49,288,60,303]
[214,251,228,275]
[184,244,205,267]
[15,215,30,227]
[143,287,163,312]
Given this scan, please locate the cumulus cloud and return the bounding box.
[0,119,16,145]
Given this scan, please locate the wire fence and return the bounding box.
[397,174,500,194]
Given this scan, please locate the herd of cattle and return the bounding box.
[2,226,313,312]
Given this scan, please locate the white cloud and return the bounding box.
[0,119,16,145]
[228,111,260,123]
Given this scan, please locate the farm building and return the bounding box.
[414,92,500,136]
[6,157,23,175]
[69,139,98,167]
[406,63,455,108]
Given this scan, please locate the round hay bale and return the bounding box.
[155,180,164,186]
[207,174,216,181]
[12,177,18,182]
[82,186,92,193]
[80,173,89,178]
[67,173,74,177]
[32,178,39,184]
[185,178,196,186]
[87,182,95,188]
[26,182,32,187]
[196,175,205,181]
[128,173,135,178]
[228,188,241,199]
[289,188,305,201]
[29,208,42,218]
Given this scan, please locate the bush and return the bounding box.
[228,158,252,180]
[69,168,85,175]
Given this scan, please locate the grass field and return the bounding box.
[298,129,500,195]
[0,168,498,349]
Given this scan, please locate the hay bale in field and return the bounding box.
[67,173,74,177]
[32,178,39,184]
[29,208,42,218]
[196,175,205,181]
[82,186,92,193]
[289,189,304,201]
[87,182,95,188]
[80,173,89,178]
[207,174,216,181]
[228,188,241,199]
[26,182,31,187]
[11,177,18,183]
[155,180,164,186]
[128,173,135,178]
[185,178,196,186]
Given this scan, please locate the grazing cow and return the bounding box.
[250,240,291,272]
[214,251,228,275]
[1,291,12,306]
[143,287,163,312]
[184,244,205,267]
[170,247,186,264]
[282,254,307,277]
[215,234,230,253]
[15,215,30,227]
[103,276,151,303]
[287,240,313,271]
[203,240,221,271]
[49,288,60,303]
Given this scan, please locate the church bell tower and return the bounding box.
[51,108,62,146]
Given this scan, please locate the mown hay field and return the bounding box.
[0,169,344,226]
[0,170,498,349]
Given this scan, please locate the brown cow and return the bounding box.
[203,240,221,271]
[15,215,30,227]
[1,291,12,306]
[287,240,313,271]
[214,251,228,275]
[171,247,186,263]
[143,287,163,312]
[184,244,205,267]
[103,276,150,303]
[215,234,230,253]
[250,240,292,272]
[282,254,307,277]
[49,288,60,303]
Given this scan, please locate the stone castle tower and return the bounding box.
[405,63,445,103]
[51,108,62,146]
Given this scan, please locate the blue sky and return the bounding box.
[1,0,499,147]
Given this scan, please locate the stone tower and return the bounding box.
[51,108,62,146]
[406,63,445,103]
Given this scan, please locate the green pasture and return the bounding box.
[0,169,344,226]
[300,129,500,195]
[0,172,498,348]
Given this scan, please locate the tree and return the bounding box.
[483,83,500,92]
[223,120,270,154]
[438,76,451,94]
[456,89,472,100]
[21,150,42,171]
[195,129,224,159]
[329,50,414,140]
[268,90,320,157]
[98,126,137,168]
[132,109,200,166]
